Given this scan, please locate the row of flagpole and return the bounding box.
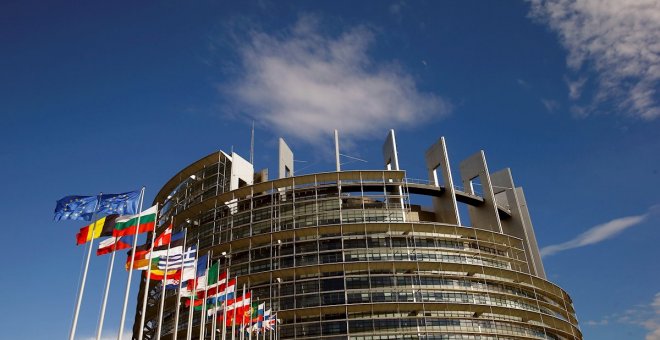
[57,187,279,340]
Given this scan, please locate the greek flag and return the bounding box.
[158,246,196,270]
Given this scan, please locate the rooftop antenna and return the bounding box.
[249,120,255,165]
[334,129,340,172]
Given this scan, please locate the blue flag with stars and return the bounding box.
[53,195,99,221]
[54,190,141,222]
[97,190,141,216]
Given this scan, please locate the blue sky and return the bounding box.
[1,1,659,339]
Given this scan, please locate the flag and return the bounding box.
[187,256,215,292]
[161,266,187,290]
[54,195,98,221]
[247,301,259,325]
[206,285,236,305]
[127,234,184,258]
[216,292,252,326]
[180,265,197,282]
[202,274,231,299]
[256,303,265,332]
[96,191,141,216]
[153,224,174,247]
[112,205,158,237]
[205,280,238,316]
[182,254,208,295]
[263,309,273,330]
[126,249,151,270]
[126,246,184,270]
[75,214,119,245]
[157,246,196,270]
[97,235,133,256]
[147,267,178,280]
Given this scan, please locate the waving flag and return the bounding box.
[216,292,252,326]
[197,271,228,298]
[256,303,265,333]
[263,309,273,330]
[54,190,141,221]
[182,254,208,296]
[97,235,133,256]
[76,214,119,245]
[153,224,174,247]
[157,246,197,270]
[54,195,98,221]
[146,268,178,280]
[96,191,140,216]
[187,256,215,292]
[112,205,157,236]
[206,280,236,305]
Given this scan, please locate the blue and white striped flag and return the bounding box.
[158,246,196,270]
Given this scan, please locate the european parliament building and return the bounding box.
[133,130,582,340]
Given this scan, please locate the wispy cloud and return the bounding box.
[541,98,560,112]
[587,292,660,340]
[389,0,407,16]
[540,209,652,257]
[516,78,531,89]
[565,75,587,100]
[225,15,450,145]
[528,0,660,120]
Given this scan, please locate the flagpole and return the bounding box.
[247,293,253,340]
[118,187,146,340]
[199,250,213,340]
[221,269,229,340]
[186,240,200,340]
[240,285,246,340]
[173,228,190,340]
[96,235,118,340]
[69,193,102,340]
[231,283,239,340]
[138,204,159,340]
[155,217,174,340]
[210,263,221,340]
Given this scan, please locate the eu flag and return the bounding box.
[97,190,141,216]
[54,195,99,221]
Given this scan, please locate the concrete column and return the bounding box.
[490,168,546,278]
[382,129,400,170]
[424,137,460,225]
[278,138,294,179]
[458,151,502,232]
[516,187,547,279]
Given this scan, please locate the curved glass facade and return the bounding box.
[134,147,581,340]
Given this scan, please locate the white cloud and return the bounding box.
[540,211,649,257]
[565,75,587,100]
[528,0,660,120]
[586,319,609,326]
[226,16,450,145]
[590,293,660,339]
[647,293,660,340]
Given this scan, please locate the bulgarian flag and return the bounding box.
[112,205,158,237]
